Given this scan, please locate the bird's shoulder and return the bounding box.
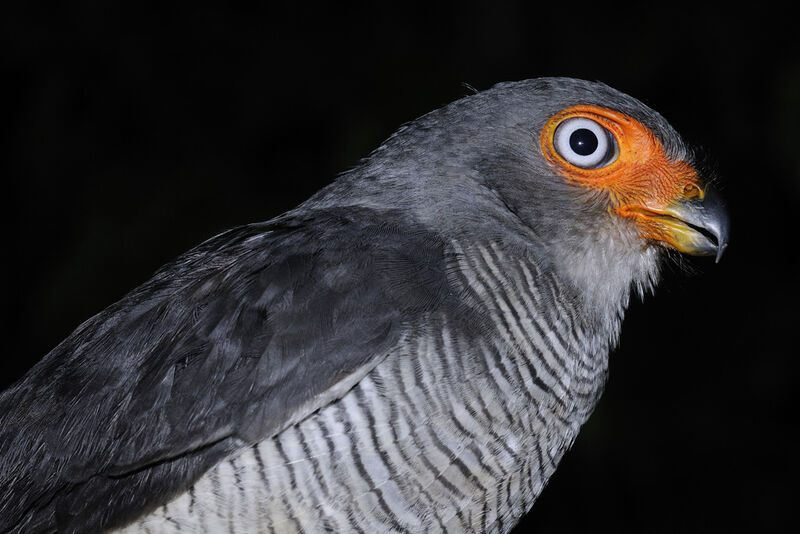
[0,205,453,533]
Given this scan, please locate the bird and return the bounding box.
[0,77,728,533]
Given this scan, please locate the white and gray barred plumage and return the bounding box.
[0,77,727,533]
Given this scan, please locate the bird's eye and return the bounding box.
[553,117,618,169]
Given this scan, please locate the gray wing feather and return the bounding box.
[0,206,450,533]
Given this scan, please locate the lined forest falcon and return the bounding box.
[0,77,728,533]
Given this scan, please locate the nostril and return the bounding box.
[683,183,702,199]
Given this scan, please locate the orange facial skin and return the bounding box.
[540,105,707,252]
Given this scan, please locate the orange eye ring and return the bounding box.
[541,105,651,182]
[539,104,702,210]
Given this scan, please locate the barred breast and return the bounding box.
[120,241,610,533]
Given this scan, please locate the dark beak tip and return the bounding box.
[700,186,730,264]
[715,243,727,263]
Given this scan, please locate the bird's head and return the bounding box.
[322,77,729,316]
[538,102,728,263]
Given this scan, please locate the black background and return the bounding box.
[4,2,798,532]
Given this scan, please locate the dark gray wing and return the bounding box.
[0,206,451,533]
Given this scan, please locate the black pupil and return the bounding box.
[569,128,599,156]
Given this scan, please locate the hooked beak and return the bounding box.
[626,186,730,262]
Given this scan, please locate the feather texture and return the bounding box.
[1,77,699,533]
